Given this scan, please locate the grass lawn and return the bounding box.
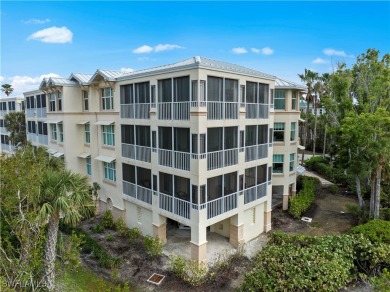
[57,265,115,291]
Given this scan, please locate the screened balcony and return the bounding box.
[207,127,238,170]
[120,82,151,119]
[158,127,190,171]
[122,164,153,205]
[203,172,238,219]
[158,77,190,120]
[207,76,239,120]
[121,125,151,163]
[245,125,268,162]
[159,173,191,219]
[245,81,269,119]
[243,165,268,204]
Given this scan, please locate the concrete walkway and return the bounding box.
[303,170,334,187]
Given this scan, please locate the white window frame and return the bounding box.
[291,91,297,110]
[58,91,62,111]
[58,123,63,143]
[101,87,113,110]
[49,93,56,112]
[85,123,90,144]
[102,125,115,146]
[289,153,295,172]
[83,91,89,111]
[86,157,92,176]
[51,124,57,141]
[273,154,284,174]
[274,90,285,110]
[104,161,116,181]
[290,122,296,141]
[273,122,285,142]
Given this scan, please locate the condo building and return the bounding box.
[0,95,25,153]
[22,57,304,262]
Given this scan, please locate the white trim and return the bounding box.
[298,145,305,150]
[94,121,114,125]
[44,120,62,124]
[53,152,64,158]
[77,120,90,125]
[95,155,115,163]
[78,152,90,158]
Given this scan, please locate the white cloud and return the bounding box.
[312,58,329,64]
[27,26,73,43]
[251,47,274,55]
[323,48,353,58]
[23,18,51,24]
[0,76,4,82]
[132,44,183,54]
[9,73,60,95]
[232,47,248,54]
[132,45,153,54]
[119,67,134,74]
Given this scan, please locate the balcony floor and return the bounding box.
[162,220,269,265]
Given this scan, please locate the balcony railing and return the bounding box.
[38,134,48,145]
[207,102,239,120]
[123,181,152,205]
[27,133,36,142]
[36,108,47,118]
[122,143,151,163]
[203,192,238,219]
[158,149,190,171]
[244,182,267,204]
[207,148,238,171]
[158,192,191,219]
[245,104,269,119]
[0,127,8,134]
[245,144,268,162]
[158,102,190,120]
[120,104,150,119]
[25,108,35,118]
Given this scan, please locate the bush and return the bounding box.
[115,218,129,237]
[346,204,368,223]
[370,268,390,292]
[289,177,318,219]
[144,235,163,258]
[329,184,339,194]
[169,255,208,286]
[91,224,105,233]
[349,220,390,244]
[304,156,327,169]
[101,210,115,229]
[128,227,143,246]
[240,232,390,292]
[106,235,114,242]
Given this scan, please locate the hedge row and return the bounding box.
[289,176,320,219]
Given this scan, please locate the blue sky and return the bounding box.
[1,1,389,96]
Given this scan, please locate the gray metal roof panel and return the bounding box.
[69,73,93,84]
[47,77,78,86]
[275,77,307,91]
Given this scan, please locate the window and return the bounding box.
[225,78,238,102]
[258,83,269,104]
[240,130,244,152]
[273,123,285,142]
[101,87,113,110]
[270,89,274,108]
[273,154,284,173]
[174,76,190,102]
[8,101,15,111]
[120,84,133,105]
[151,85,156,106]
[246,81,257,103]
[152,131,156,151]
[269,128,273,145]
[86,157,92,175]
[240,85,245,104]
[207,76,223,101]
[192,133,198,154]
[291,91,297,110]
[102,125,115,146]
[158,79,172,102]
[274,90,285,110]
[104,161,116,181]
[135,82,150,103]
[85,123,90,143]
[289,153,295,172]
[58,123,63,143]
[50,93,56,112]
[290,122,296,141]
[58,92,62,111]
[51,124,57,140]
[83,91,89,111]
[200,134,206,154]
[191,80,205,102]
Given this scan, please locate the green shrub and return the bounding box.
[144,235,163,258]
[370,268,390,292]
[349,220,390,244]
[289,177,317,219]
[346,204,368,223]
[241,232,390,292]
[169,255,208,286]
[304,156,327,169]
[115,218,129,237]
[329,184,339,194]
[101,210,115,229]
[128,227,143,246]
[91,224,105,233]
[106,235,114,242]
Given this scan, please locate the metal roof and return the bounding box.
[275,77,307,91]
[69,73,93,85]
[47,77,78,86]
[90,69,124,83]
[117,56,276,81]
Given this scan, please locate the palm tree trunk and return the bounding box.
[355,175,365,208]
[301,99,310,164]
[370,174,375,218]
[43,214,60,291]
[313,99,318,156]
[323,125,327,158]
[374,165,382,219]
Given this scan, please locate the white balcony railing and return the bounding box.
[245,144,268,162]
[25,108,35,118]
[207,148,238,171]
[158,149,190,171]
[123,181,152,205]
[38,134,48,145]
[190,101,206,108]
[120,104,150,119]
[1,143,9,152]
[245,104,269,119]
[158,192,191,219]
[27,133,36,142]
[158,102,190,120]
[244,182,267,204]
[206,192,238,219]
[122,143,151,163]
[36,108,47,118]
[207,102,239,120]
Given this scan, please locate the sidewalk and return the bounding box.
[303,170,334,187]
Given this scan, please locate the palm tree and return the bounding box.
[36,169,94,290]
[313,79,323,155]
[4,112,27,147]
[1,84,14,96]
[298,69,318,164]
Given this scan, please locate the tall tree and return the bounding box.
[1,84,14,96]
[4,112,27,147]
[298,69,318,163]
[36,169,94,290]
